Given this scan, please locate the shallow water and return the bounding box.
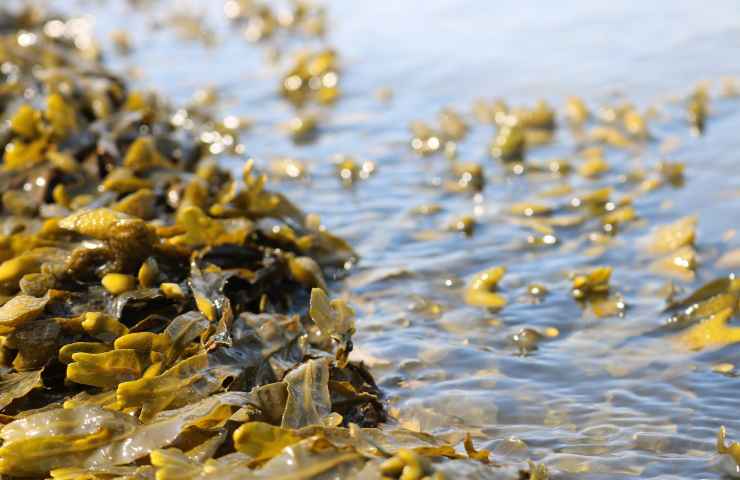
[49,1,740,477]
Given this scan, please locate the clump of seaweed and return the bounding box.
[281,49,340,107]
[464,266,507,310]
[570,266,612,300]
[225,0,328,42]
[0,7,512,479]
[658,276,740,351]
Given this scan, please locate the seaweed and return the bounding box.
[0,7,508,479]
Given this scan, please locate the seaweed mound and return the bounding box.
[0,7,394,478]
[0,7,517,479]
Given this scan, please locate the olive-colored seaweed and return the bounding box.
[0,7,509,479]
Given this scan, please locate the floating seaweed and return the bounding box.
[571,266,612,300]
[659,276,740,350]
[280,49,340,107]
[688,85,709,135]
[464,266,507,310]
[333,155,376,187]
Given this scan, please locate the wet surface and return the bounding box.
[44,0,740,477]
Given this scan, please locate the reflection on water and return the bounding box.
[56,0,740,477]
